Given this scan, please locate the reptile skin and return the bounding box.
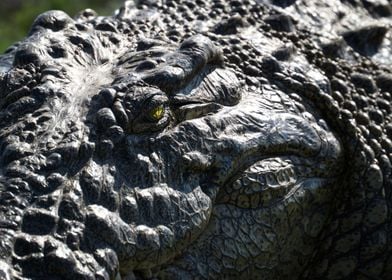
[0,0,391,279]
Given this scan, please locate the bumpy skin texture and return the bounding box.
[0,0,391,279]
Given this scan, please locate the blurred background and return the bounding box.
[0,0,123,53]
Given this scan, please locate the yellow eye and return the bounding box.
[149,105,165,121]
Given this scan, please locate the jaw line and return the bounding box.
[85,184,214,273]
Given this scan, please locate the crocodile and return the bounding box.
[0,0,391,279]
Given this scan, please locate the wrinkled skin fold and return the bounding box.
[0,0,391,279]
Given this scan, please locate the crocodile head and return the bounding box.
[82,34,343,277]
[0,7,343,280]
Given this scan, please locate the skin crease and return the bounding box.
[0,1,391,279]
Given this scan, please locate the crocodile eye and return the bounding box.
[149,105,165,121]
[129,92,170,133]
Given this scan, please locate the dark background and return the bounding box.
[0,0,122,53]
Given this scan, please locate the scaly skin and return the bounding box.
[0,0,391,279]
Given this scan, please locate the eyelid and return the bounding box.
[144,93,168,108]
